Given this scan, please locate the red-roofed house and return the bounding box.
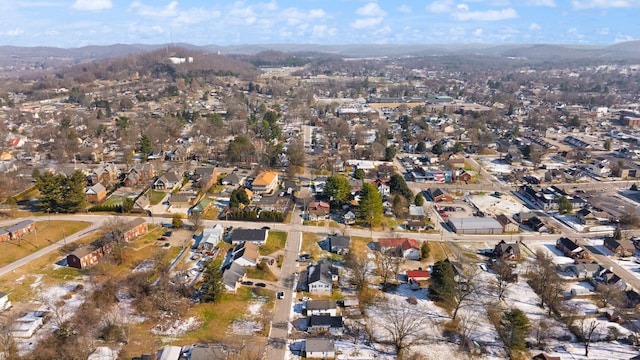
[378,238,420,260]
[407,269,430,282]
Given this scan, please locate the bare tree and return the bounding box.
[343,250,371,292]
[457,312,479,353]
[594,282,626,308]
[529,250,564,313]
[491,260,514,301]
[576,318,600,357]
[452,266,480,321]
[531,318,552,348]
[374,251,404,290]
[377,302,429,359]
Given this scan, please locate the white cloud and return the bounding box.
[356,2,387,17]
[129,1,178,17]
[72,0,112,11]
[426,0,455,14]
[598,27,609,35]
[567,27,584,39]
[310,24,337,38]
[614,33,634,42]
[398,4,412,13]
[309,9,327,18]
[527,0,557,6]
[351,17,384,29]
[572,0,640,9]
[374,25,392,36]
[457,4,470,11]
[529,22,541,30]
[453,8,518,21]
[473,28,483,36]
[5,28,24,36]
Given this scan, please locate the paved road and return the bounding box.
[265,207,303,360]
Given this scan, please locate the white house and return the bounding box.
[305,338,336,359]
[307,259,337,294]
[198,224,224,251]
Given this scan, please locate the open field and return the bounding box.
[260,231,287,255]
[0,220,90,267]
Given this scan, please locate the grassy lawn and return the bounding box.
[301,232,322,260]
[102,197,124,207]
[0,220,90,268]
[350,236,373,255]
[259,231,287,255]
[425,241,448,262]
[147,190,167,205]
[245,264,278,281]
[202,208,220,220]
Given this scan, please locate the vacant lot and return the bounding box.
[0,220,90,267]
[260,231,287,255]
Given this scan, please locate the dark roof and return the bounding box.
[305,338,335,353]
[308,315,343,328]
[308,259,333,285]
[5,220,34,233]
[222,172,242,184]
[231,229,268,242]
[306,300,337,311]
[495,240,521,256]
[495,214,514,227]
[557,237,580,252]
[329,236,350,249]
[190,346,227,360]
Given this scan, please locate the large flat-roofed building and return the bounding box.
[448,217,503,235]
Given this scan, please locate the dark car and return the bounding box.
[157,236,167,241]
[277,291,284,299]
[255,282,266,288]
[241,281,254,286]
[262,226,271,230]
[163,231,173,237]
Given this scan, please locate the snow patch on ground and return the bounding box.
[230,296,269,335]
[469,194,525,217]
[151,316,201,336]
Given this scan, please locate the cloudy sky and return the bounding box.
[0,0,636,47]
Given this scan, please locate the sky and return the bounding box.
[0,0,637,48]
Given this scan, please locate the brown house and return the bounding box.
[604,237,635,257]
[495,214,519,233]
[494,240,522,261]
[123,163,154,187]
[85,183,107,203]
[122,218,148,242]
[67,237,113,269]
[556,237,586,259]
[6,220,35,240]
[428,188,454,203]
[193,167,218,191]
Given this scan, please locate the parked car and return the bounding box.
[163,231,173,237]
[157,236,167,241]
[255,282,266,288]
[277,291,284,299]
[241,281,254,286]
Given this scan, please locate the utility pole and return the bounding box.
[62,227,66,246]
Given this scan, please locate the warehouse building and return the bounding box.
[448,217,503,234]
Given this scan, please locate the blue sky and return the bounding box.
[0,0,637,47]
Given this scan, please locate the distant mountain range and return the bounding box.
[1,41,639,70]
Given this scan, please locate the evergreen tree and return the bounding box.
[414,193,424,206]
[35,170,86,213]
[139,134,152,161]
[229,188,250,208]
[428,260,456,302]
[558,195,573,214]
[201,260,224,303]
[420,242,430,260]
[389,173,414,203]
[323,175,351,204]
[500,308,530,352]
[354,168,365,180]
[357,183,383,227]
[384,146,397,161]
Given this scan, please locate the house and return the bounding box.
[6,220,35,240]
[222,262,247,292]
[454,169,472,183]
[230,241,259,267]
[307,315,344,335]
[328,235,350,254]
[230,228,269,245]
[123,163,154,187]
[305,338,336,359]
[576,207,611,226]
[595,268,627,290]
[85,183,107,203]
[494,240,522,261]
[556,237,585,258]
[198,224,224,252]
[0,292,11,311]
[378,238,420,260]
[406,219,429,231]
[408,205,427,219]
[407,269,430,282]
[158,345,182,360]
[528,216,549,233]
[169,192,195,210]
[0,229,9,242]
[308,201,330,221]
[567,263,602,279]
[604,237,635,257]
[251,171,278,194]
[190,346,227,360]
[343,210,356,225]
[153,170,181,191]
[67,237,113,269]
[11,311,46,338]
[221,171,245,186]
[305,300,338,316]
[193,167,218,191]
[513,211,536,225]
[307,259,338,294]
[122,218,148,242]
[495,214,519,233]
[428,188,454,202]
